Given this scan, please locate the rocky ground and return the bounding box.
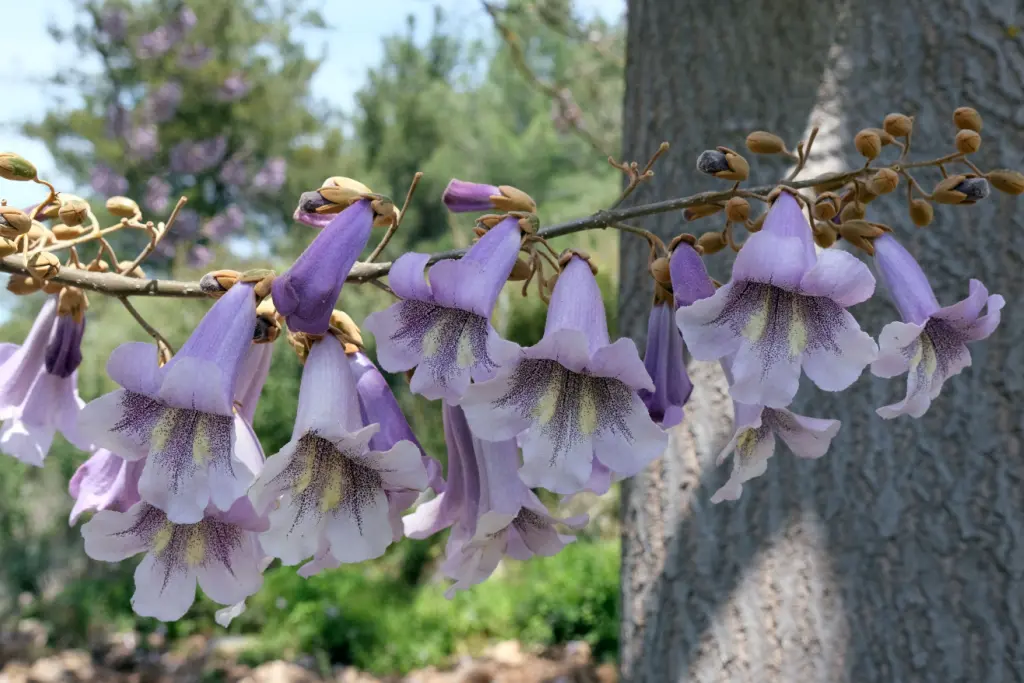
[0,621,617,683]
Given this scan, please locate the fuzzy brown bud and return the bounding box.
[745,131,786,155]
[725,197,750,223]
[200,269,241,296]
[490,185,537,213]
[932,175,982,205]
[649,257,672,284]
[507,257,532,282]
[0,153,37,181]
[856,183,879,204]
[28,251,60,280]
[253,315,280,344]
[854,130,882,160]
[697,230,727,255]
[909,199,934,227]
[0,206,32,237]
[370,198,399,228]
[812,222,838,248]
[840,201,866,222]
[955,129,981,154]
[0,237,17,258]
[865,127,896,146]
[106,196,140,218]
[42,279,65,295]
[953,107,982,133]
[868,168,900,195]
[52,224,86,241]
[683,203,723,221]
[330,309,364,348]
[812,192,840,221]
[882,113,913,137]
[7,275,41,295]
[986,169,1024,195]
[839,219,888,241]
[118,261,146,279]
[696,148,748,181]
[88,260,110,273]
[58,198,90,227]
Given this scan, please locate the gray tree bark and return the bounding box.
[617,1,1024,681]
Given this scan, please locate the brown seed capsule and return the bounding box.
[839,219,887,240]
[883,113,913,137]
[0,153,37,181]
[507,257,533,282]
[746,213,766,232]
[7,275,41,295]
[909,198,934,227]
[649,257,672,284]
[724,197,750,223]
[864,127,896,146]
[720,149,749,182]
[88,259,110,273]
[986,169,1024,195]
[28,251,60,280]
[58,198,90,227]
[52,224,86,241]
[812,222,838,248]
[869,168,900,195]
[854,130,882,160]
[955,129,981,154]
[0,206,32,237]
[931,175,969,204]
[697,230,728,255]
[491,185,537,213]
[0,237,17,257]
[330,309,363,348]
[42,279,65,295]
[57,287,89,321]
[953,107,982,133]
[370,198,399,228]
[840,201,866,222]
[856,182,880,204]
[812,192,841,221]
[118,261,146,278]
[683,203,723,221]
[667,233,698,253]
[106,196,140,218]
[318,181,370,207]
[844,233,876,256]
[745,131,786,155]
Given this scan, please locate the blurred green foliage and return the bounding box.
[2,0,628,673]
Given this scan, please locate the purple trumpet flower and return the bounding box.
[76,284,264,524]
[249,336,427,571]
[677,191,878,409]
[1,299,89,465]
[69,449,143,524]
[363,217,521,402]
[441,179,502,213]
[82,498,268,622]
[234,342,274,424]
[271,200,374,335]
[461,255,668,494]
[870,233,1004,419]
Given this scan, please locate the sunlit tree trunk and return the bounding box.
[618,0,1024,680]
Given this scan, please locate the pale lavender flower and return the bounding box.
[203,205,245,239]
[76,285,264,523]
[145,176,172,214]
[91,164,129,197]
[147,82,183,123]
[251,158,286,193]
[217,74,250,102]
[69,449,143,524]
[219,155,249,187]
[677,191,878,409]
[82,498,268,622]
[249,335,427,570]
[363,217,522,402]
[0,298,57,412]
[442,179,502,213]
[178,43,212,69]
[870,233,1004,419]
[126,124,159,161]
[461,256,668,494]
[234,343,274,424]
[271,200,374,335]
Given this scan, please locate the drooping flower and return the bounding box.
[271,200,374,335]
[870,233,1004,419]
[82,498,268,622]
[677,190,878,409]
[461,255,667,494]
[249,335,427,570]
[76,284,264,523]
[0,297,57,413]
[69,449,143,524]
[363,217,521,402]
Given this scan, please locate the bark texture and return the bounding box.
[618,1,1024,681]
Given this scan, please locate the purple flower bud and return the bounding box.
[442,179,501,213]
[638,303,690,429]
[953,176,990,203]
[271,200,374,334]
[669,241,716,307]
[872,233,940,325]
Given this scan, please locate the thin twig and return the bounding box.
[29,178,57,221]
[119,296,175,357]
[785,126,820,182]
[367,172,422,263]
[123,197,185,274]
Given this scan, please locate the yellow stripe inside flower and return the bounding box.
[185,528,206,566]
[456,329,476,368]
[422,323,443,358]
[788,304,807,358]
[152,522,174,555]
[742,291,770,343]
[293,445,315,495]
[192,416,214,465]
[150,410,177,454]
[736,429,759,461]
[533,375,561,425]
[910,332,937,381]
[578,384,598,436]
[321,465,344,513]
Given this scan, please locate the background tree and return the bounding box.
[617,1,1024,681]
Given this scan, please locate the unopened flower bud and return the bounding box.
[909,198,934,227]
[118,261,146,278]
[854,130,882,160]
[507,257,532,282]
[298,190,334,215]
[28,251,60,280]
[0,206,32,237]
[106,196,140,218]
[649,256,672,284]
[491,185,537,213]
[370,197,399,228]
[88,259,110,273]
[725,197,750,223]
[7,275,41,295]
[953,107,982,133]
[856,183,879,204]
[200,269,241,296]
[986,169,1024,195]
[0,237,17,257]
[683,203,723,221]
[840,201,866,222]
[42,278,64,295]
[316,177,374,211]
[955,129,981,154]
[745,131,786,155]
[696,149,729,175]
[696,148,749,181]
[812,192,840,221]
[864,127,896,146]
[869,168,900,195]
[812,222,838,248]
[953,176,990,204]
[0,153,37,181]
[932,174,988,204]
[697,230,727,254]
[839,219,888,241]
[58,198,90,227]
[57,286,88,320]
[27,222,51,243]
[52,224,86,241]
[882,113,913,137]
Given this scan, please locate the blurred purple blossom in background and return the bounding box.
[146,82,183,123]
[170,136,228,174]
[188,245,214,268]
[251,158,286,193]
[218,74,250,102]
[98,7,128,42]
[105,104,129,140]
[144,177,172,214]
[173,208,201,237]
[203,205,246,239]
[219,155,249,187]
[135,5,197,60]
[90,164,128,197]
[126,125,159,161]
[178,43,212,69]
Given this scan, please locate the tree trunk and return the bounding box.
[618,1,1024,681]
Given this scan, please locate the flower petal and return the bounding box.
[375,439,428,491]
[522,328,592,374]
[207,415,264,513]
[195,531,263,606]
[517,426,594,494]
[871,321,925,378]
[107,342,163,396]
[710,428,776,504]
[799,248,875,307]
[675,283,743,361]
[728,338,802,409]
[260,492,324,566]
[81,505,150,561]
[460,370,532,442]
[772,410,840,459]
[77,390,150,461]
[159,357,232,416]
[589,337,654,392]
[139,449,210,525]
[801,310,877,393]
[591,394,667,478]
[324,487,392,563]
[362,304,422,373]
[387,251,433,301]
[131,553,197,622]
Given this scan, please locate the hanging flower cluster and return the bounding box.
[0,105,1014,622]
